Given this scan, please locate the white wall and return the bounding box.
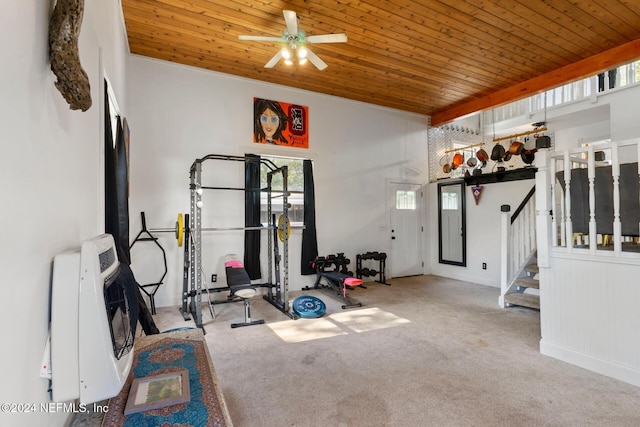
[428,179,533,287]
[0,1,129,426]
[540,240,640,388]
[126,56,429,308]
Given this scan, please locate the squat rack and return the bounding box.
[182,154,292,331]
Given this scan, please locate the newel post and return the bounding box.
[535,150,552,267]
[499,204,510,308]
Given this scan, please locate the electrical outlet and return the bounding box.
[211,274,217,283]
[482,263,487,270]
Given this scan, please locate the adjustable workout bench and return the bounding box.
[225,255,265,328]
[304,254,363,309]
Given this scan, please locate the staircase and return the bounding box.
[503,263,540,310]
[499,185,539,310]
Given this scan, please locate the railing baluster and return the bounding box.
[638,142,640,238]
[612,141,622,255]
[551,156,558,247]
[588,146,597,254]
[564,151,573,252]
[500,205,510,308]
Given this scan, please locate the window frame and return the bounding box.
[257,155,306,227]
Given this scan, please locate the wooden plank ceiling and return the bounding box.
[122,0,640,125]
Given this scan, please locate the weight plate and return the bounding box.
[292,295,326,318]
[277,214,290,242]
[176,213,184,247]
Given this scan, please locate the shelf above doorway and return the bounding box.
[463,167,537,186]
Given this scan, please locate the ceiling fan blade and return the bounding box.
[264,50,284,68]
[239,35,282,42]
[305,48,328,70]
[283,10,298,36]
[307,33,348,43]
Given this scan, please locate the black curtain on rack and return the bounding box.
[244,154,262,279]
[301,159,318,275]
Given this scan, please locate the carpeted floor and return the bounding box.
[72,275,640,426]
[154,275,640,427]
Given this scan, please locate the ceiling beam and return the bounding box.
[431,38,640,126]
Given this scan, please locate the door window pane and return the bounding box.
[396,190,416,210]
[441,192,458,210]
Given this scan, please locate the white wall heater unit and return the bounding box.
[50,234,134,404]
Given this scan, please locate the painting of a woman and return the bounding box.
[254,98,290,145]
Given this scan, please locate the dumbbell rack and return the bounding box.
[356,252,389,285]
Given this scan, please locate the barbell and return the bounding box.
[169,213,290,247]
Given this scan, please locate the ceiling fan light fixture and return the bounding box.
[281,47,292,60]
[239,9,347,70]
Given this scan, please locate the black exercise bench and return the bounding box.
[304,254,363,309]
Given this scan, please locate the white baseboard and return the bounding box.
[540,339,640,388]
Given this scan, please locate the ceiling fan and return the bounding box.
[238,10,347,70]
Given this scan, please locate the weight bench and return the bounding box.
[304,255,363,309]
[225,255,265,328]
[314,272,363,309]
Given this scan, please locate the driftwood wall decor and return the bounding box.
[49,0,92,111]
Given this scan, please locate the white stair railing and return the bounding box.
[546,139,640,258]
[499,186,537,307]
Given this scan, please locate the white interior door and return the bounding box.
[389,182,423,278]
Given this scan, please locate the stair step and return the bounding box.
[525,264,539,274]
[514,277,539,289]
[504,293,540,310]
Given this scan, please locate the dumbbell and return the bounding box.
[325,254,336,267]
[335,253,349,263]
[311,256,326,270]
[363,268,379,277]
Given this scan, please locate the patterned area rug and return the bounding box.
[102,330,232,427]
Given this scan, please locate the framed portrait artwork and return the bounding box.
[253,97,309,148]
[124,370,191,415]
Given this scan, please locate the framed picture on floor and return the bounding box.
[124,369,190,415]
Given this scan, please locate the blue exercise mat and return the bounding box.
[292,295,326,318]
